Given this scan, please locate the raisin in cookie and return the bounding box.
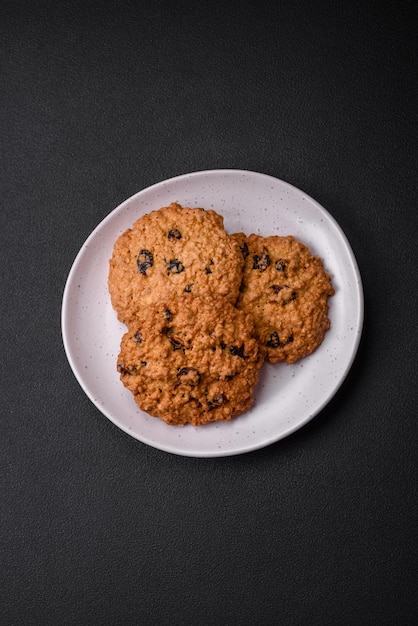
[117,293,263,426]
[233,233,334,364]
[108,202,244,324]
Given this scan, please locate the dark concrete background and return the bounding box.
[1,1,417,624]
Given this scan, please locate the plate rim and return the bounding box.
[61,168,364,457]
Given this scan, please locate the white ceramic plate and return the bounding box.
[62,170,363,457]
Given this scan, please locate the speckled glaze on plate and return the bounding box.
[61,170,363,457]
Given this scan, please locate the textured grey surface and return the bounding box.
[1,1,417,624]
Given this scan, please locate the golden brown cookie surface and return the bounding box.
[117,293,264,426]
[108,202,244,324]
[233,233,334,364]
